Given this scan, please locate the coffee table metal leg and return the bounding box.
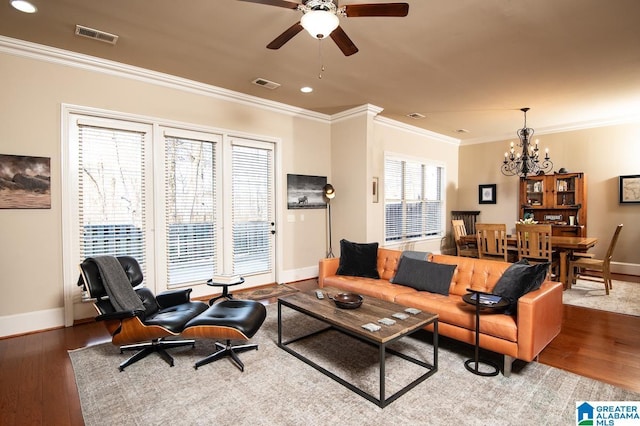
[379,344,386,407]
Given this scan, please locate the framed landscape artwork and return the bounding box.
[287,174,327,209]
[0,154,51,209]
[478,184,497,204]
[619,174,640,204]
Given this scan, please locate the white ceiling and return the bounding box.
[2,0,640,143]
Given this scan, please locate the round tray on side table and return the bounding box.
[207,277,244,305]
[462,290,509,376]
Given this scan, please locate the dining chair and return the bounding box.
[476,223,508,262]
[452,219,478,257]
[568,224,623,295]
[515,223,559,278]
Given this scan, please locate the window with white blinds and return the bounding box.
[164,135,217,286]
[231,143,273,275]
[384,156,444,242]
[78,124,147,273]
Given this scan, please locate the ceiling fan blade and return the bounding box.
[343,3,409,17]
[237,0,300,10]
[330,26,359,56]
[267,22,304,49]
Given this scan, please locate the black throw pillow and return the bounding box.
[336,239,380,279]
[392,257,456,295]
[492,259,550,315]
[389,250,431,283]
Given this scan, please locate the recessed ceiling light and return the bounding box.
[407,113,425,119]
[300,86,313,93]
[10,0,37,13]
[455,129,470,134]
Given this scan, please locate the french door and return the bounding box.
[63,107,278,325]
[226,137,276,286]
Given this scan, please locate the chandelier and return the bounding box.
[501,108,553,177]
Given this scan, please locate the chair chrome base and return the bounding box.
[194,340,259,371]
[119,338,196,371]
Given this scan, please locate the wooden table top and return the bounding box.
[278,287,438,344]
[461,234,598,250]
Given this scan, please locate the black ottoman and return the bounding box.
[182,299,267,371]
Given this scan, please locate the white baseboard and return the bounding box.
[279,265,319,285]
[612,261,640,276]
[0,307,65,338]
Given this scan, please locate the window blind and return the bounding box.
[231,144,272,275]
[384,156,444,242]
[164,136,217,286]
[78,124,147,273]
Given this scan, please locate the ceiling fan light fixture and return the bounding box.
[300,10,339,39]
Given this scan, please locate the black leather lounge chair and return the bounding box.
[79,255,267,371]
[79,256,209,371]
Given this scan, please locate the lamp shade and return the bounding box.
[323,183,335,200]
[300,10,339,39]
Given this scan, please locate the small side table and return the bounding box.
[207,277,244,305]
[462,289,509,377]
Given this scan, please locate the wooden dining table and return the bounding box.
[460,234,598,289]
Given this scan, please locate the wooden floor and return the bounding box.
[1,277,639,425]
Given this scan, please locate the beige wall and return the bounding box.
[3,38,637,336]
[0,49,332,332]
[458,122,640,271]
[370,119,461,254]
[0,43,461,336]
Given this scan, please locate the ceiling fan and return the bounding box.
[238,0,409,56]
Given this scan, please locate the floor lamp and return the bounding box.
[323,183,335,258]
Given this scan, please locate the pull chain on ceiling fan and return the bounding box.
[237,0,409,56]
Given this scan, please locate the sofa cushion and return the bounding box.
[389,250,430,283]
[394,292,518,343]
[492,259,550,315]
[322,276,417,302]
[336,239,380,279]
[391,257,456,295]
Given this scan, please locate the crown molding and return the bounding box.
[330,104,384,122]
[0,35,331,123]
[461,113,640,145]
[375,116,461,145]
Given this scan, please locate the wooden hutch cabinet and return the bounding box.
[519,172,587,236]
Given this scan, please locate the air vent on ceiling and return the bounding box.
[407,112,426,119]
[252,78,281,90]
[75,25,119,45]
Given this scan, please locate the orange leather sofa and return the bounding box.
[318,249,563,376]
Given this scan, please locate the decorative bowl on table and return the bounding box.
[330,292,363,309]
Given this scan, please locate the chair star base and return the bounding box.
[119,338,196,371]
[193,340,259,371]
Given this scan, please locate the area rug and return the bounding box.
[563,278,639,316]
[69,304,639,426]
[231,283,298,301]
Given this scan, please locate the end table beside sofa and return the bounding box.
[318,247,563,376]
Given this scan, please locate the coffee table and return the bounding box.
[277,287,438,408]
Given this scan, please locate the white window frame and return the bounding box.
[383,153,446,244]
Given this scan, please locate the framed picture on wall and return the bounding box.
[478,184,496,204]
[0,154,51,209]
[619,174,640,204]
[286,174,327,209]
